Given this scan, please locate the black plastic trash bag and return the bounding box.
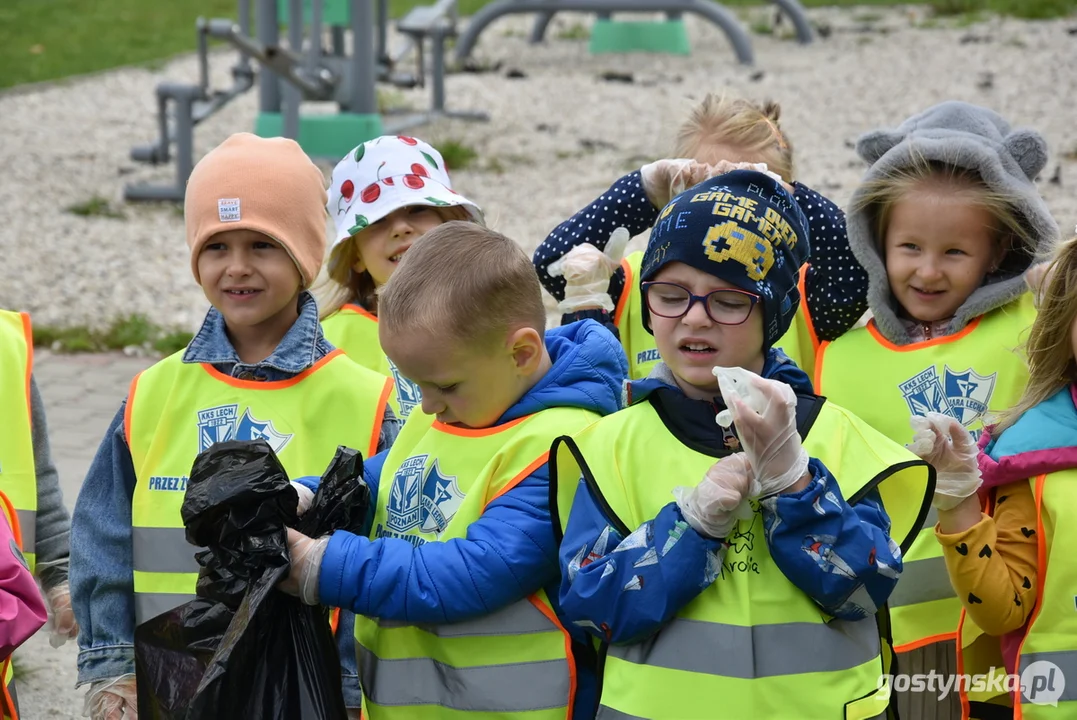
[134,440,370,720]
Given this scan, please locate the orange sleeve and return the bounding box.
[934,480,1038,636]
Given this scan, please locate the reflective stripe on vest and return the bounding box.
[615,252,817,379]
[552,398,930,719]
[357,406,600,720]
[322,304,420,419]
[1010,471,1077,718]
[127,350,390,624]
[816,294,1034,653]
[0,311,36,574]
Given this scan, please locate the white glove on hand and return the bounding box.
[1025,261,1053,308]
[714,367,809,497]
[547,227,630,313]
[673,453,754,538]
[708,160,790,190]
[640,158,718,209]
[84,674,137,720]
[45,582,78,648]
[278,528,329,605]
[290,481,315,516]
[907,412,982,510]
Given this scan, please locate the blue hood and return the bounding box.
[500,320,627,423]
[979,384,1077,491]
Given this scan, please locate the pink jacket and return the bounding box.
[0,501,46,660]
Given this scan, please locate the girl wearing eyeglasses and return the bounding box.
[549,170,933,720]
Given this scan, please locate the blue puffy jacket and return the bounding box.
[318,320,628,720]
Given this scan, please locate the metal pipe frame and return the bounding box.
[455,0,754,64]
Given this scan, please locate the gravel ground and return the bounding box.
[4,4,1077,716]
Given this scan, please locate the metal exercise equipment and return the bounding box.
[126,0,485,202]
[454,0,814,65]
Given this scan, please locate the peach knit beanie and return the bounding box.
[184,133,328,288]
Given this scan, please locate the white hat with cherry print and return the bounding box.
[327,135,483,262]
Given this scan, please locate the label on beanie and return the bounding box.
[218,198,241,222]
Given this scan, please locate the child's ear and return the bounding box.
[508,327,545,374]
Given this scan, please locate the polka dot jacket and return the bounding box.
[532,170,869,342]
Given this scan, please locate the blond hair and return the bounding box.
[852,150,1036,277]
[318,205,473,319]
[379,221,546,347]
[992,237,1077,435]
[673,94,795,183]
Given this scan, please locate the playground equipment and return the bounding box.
[125,0,484,202]
[454,0,813,66]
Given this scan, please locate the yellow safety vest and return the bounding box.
[956,471,1077,719]
[322,304,419,419]
[355,405,601,720]
[0,311,36,574]
[816,294,1035,658]
[550,395,934,720]
[127,349,391,625]
[615,251,819,379]
[0,491,22,720]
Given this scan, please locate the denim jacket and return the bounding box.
[70,292,399,703]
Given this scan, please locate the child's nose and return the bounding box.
[421,394,445,416]
[681,298,714,327]
[916,258,944,281]
[225,251,253,276]
[390,217,414,240]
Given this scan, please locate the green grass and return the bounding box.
[33,314,194,354]
[2,0,1074,89]
[436,139,479,171]
[66,195,126,219]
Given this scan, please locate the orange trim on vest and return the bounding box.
[0,492,22,550]
[527,593,577,720]
[613,257,634,327]
[431,414,530,437]
[957,605,972,720]
[866,315,983,352]
[1013,473,1049,720]
[341,303,378,323]
[0,666,17,720]
[18,313,32,429]
[813,340,829,392]
[487,453,550,505]
[894,631,956,654]
[369,378,394,458]
[330,607,341,635]
[797,264,819,349]
[124,371,144,450]
[200,349,345,389]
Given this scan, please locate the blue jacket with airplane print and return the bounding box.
[557,350,903,646]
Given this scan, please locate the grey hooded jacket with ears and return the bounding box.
[847,100,1059,345]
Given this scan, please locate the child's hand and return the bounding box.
[45,582,78,647]
[673,453,754,539]
[1025,261,1054,307]
[640,159,716,208]
[278,528,329,605]
[85,674,137,720]
[289,481,315,516]
[548,228,630,313]
[716,371,809,497]
[906,413,982,510]
[709,160,790,191]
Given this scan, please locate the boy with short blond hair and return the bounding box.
[280,221,628,720]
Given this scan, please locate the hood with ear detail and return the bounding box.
[847,101,1059,345]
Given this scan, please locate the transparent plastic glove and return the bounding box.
[906,412,982,510]
[709,160,789,189]
[640,158,718,208]
[547,228,630,313]
[714,366,809,497]
[289,481,315,516]
[673,453,754,539]
[278,528,329,605]
[84,674,137,720]
[45,582,78,647]
[1025,261,1053,308]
